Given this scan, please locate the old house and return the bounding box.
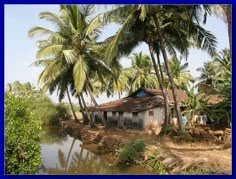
[88,88,188,129]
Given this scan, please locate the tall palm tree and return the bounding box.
[163,56,194,89]
[29,5,109,126]
[128,52,158,93]
[89,5,217,132]
[211,5,231,56]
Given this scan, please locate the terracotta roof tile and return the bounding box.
[89,88,188,112]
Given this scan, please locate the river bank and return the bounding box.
[59,120,231,174]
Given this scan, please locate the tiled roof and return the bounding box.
[89,88,188,112]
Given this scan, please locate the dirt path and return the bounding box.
[145,136,231,174]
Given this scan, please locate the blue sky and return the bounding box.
[4,5,229,104]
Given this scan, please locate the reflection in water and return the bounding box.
[40,126,67,145]
[40,126,152,174]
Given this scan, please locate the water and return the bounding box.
[40,126,152,174]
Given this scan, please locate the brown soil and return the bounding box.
[145,136,231,174]
[60,120,231,174]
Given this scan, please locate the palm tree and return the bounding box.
[196,61,220,91]
[211,5,231,56]
[29,5,109,126]
[196,49,231,127]
[163,56,194,89]
[128,52,158,93]
[89,5,217,132]
[107,69,130,99]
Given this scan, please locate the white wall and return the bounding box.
[143,107,164,126]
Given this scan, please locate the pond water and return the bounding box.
[39,126,152,175]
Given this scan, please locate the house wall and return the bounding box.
[143,107,165,127]
[91,107,164,129]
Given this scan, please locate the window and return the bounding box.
[149,111,154,117]
[133,112,138,117]
[112,112,116,117]
[119,112,124,116]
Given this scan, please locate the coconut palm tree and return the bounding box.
[196,61,220,91]
[29,5,109,126]
[211,5,231,56]
[128,52,158,93]
[89,5,217,132]
[163,56,194,89]
[196,49,231,127]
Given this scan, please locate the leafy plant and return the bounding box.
[28,96,69,125]
[5,94,42,174]
[144,152,168,174]
[116,139,145,166]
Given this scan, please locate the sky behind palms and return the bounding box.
[4,5,229,104]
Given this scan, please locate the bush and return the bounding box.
[117,139,145,166]
[28,97,69,125]
[5,94,42,174]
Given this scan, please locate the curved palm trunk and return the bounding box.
[86,82,107,127]
[153,15,184,132]
[65,138,76,172]
[80,93,95,128]
[156,54,170,126]
[77,147,84,166]
[78,95,88,125]
[66,86,79,122]
[148,43,169,128]
[226,5,232,58]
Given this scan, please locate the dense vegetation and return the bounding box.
[5,94,42,174]
[5,82,71,174]
[6,81,70,125]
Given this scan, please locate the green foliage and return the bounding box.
[197,49,231,128]
[6,81,70,125]
[144,154,168,174]
[116,139,145,166]
[28,96,69,125]
[163,56,194,89]
[5,94,42,174]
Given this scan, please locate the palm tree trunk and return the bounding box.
[156,53,170,126]
[78,95,88,125]
[65,138,76,172]
[147,43,169,128]
[66,86,79,122]
[118,92,121,99]
[86,82,107,127]
[153,15,184,132]
[77,147,84,166]
[226,5,232,58]
[80,93,95,128]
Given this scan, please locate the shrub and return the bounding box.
[117,139,145,166]
[28,97,69,125]
[5,94,42,174]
